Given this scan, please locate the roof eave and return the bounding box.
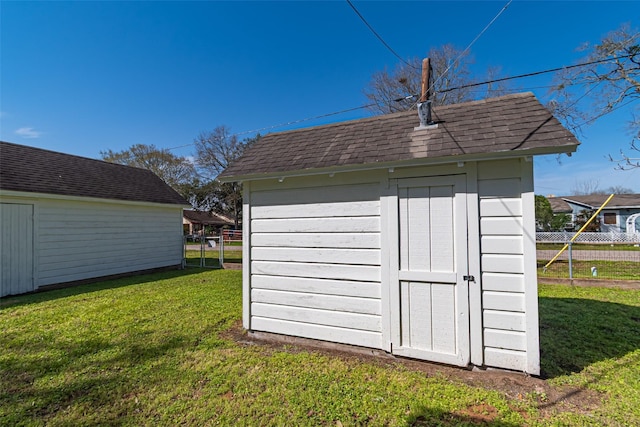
[0,189,192,209]
[218,144,578,183]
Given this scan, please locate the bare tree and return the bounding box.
[605,185,634,194]
[363,44,509,114]
[571,179,602,195]
[194,126,248,177]
[100,144,196,195]
[550,23,640,168]
[193,127,259,228]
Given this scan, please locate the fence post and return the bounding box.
[567,241,573,280]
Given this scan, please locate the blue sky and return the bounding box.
[2,0,638,196]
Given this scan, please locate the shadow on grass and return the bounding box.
[538,296,640,378]
[0,267,210,309]
[0,330,194,425]
[409,406,521,426]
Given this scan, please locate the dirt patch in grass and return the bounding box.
[222,320,603,420]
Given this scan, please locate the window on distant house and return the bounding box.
[603,213,617,225]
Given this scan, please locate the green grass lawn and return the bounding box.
[183,249,242,268]
[537,260,640,281]
[537,243,640,251]
[1,271,639,426]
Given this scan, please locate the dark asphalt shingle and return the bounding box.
[0,141,188,205]
[219,92,580,180]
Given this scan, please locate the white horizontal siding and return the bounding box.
[478,178,521,198]
[481,254,524,274]
[252,233,380,249]
[252,261,380,282]
[248,181,383,350]
[252,317,383,349]
[252,289,381,315]
[483,291,525,312]
[252,200,380,219]
[480,217,524,235]
[251,183,381,209]
[252,216,380,233]
[35,199,183,286]
[481,236,523,255]
[252,303,380,332]
[252,247,380,265]
[484,347,526,372]
[483,310,526,332]
[478,160,530,372]
[479,198,522,217]
[252,275,380,299]
[482,273,525,293]
[484,329,527,352]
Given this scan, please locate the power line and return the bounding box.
[428,0,512,97]
[345,0,416,69]
[168,54,635,154]
[233,104,376,137]
[439,54,635,94]
[166,103,376,152]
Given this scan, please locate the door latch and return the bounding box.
[463,275,475,283]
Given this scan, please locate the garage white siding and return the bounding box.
[478,159,539,373]
[248,180,383,349]
[35,199,184,287]
[1,195,184,292]
[0,203,35,297]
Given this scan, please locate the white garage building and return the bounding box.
[218,93,580,374]
[0,141,189,297]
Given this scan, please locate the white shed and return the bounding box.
[0,141,190,297]
[218,93,580,375]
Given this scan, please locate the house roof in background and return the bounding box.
[0,141,189,206]
[183,210,234,226]
[219,92,580,180]
[559,194,640,209]
[547,197,573,213]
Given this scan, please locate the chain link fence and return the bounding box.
[537,232,640,281]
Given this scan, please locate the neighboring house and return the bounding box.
[548,194,640,233]
[0,141,190,297]
[218,92,580,375]
[545,197,573,231]
[183,210,234,236]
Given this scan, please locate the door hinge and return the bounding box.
[463,275,475,283]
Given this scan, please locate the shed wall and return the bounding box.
[477,158,539,373]
[1,195,184,291]
[243,159,539,374]
[248,179,384,349]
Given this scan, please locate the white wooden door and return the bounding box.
[392,176,470,366]
[0,203,35,297]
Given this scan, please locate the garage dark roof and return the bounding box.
[0,141,189,205]
[219,92,579,180]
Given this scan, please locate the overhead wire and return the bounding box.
[439,54,635,94]
[345,0,416,69]
[166,103,376,152]
[167,52,637,154]
[424,0,512,103]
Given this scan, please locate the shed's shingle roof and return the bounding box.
[219,92,579,180]
[0,141,189,205]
